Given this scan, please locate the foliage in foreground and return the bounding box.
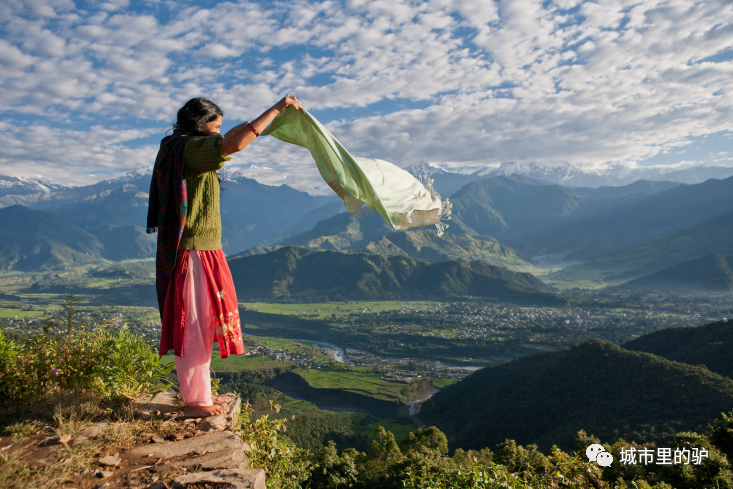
[0,295,173,403]
[240,405,733,489]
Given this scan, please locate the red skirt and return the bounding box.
[160,249,245,359]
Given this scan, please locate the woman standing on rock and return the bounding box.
[147,95,304,417]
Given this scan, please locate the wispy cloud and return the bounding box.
[0,0,731,190]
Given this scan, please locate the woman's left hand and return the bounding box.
[276,95,305,113]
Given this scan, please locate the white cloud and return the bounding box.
[0,0,731,188]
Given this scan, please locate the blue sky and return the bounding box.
[0,0,731,192]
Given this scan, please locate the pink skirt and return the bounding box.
[160,249,244,359]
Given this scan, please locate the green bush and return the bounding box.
[238,400,310,489]
[0,295,173,403]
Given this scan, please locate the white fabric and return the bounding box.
[263,108,451,235]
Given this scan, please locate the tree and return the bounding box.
[711,411,733,463]
[306,441,358,489]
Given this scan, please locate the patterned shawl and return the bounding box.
[146,131,189,317]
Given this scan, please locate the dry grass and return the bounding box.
[0,449,35,489]
[3,420,48,438]
[0,391,193,489]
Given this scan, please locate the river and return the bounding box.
[247,334,481,423]
[292,339,345,362]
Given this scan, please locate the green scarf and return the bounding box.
[263,108,451,235]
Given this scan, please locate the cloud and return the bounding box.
[0,122,160,185]
[0,0,731,189]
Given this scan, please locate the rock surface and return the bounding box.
[197,393,242,432]
[121,430,249,462]
[172,447,249,470]
[132,389,179,415]
[98,455,121,467]
[50,393,261,488]
[171,468,266,489]
[72,420,109,446]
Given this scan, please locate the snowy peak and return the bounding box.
[0,175,69,197]
[406,162,445,177]
[476,162,733,187]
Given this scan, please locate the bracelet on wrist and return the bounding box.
[247,123,259,137]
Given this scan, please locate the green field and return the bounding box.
[240,300,437,319]
[363,416,415,441]
[300,368,409,402]
[161,351,296,373]
[432,378,457,388]
[0,308,47,319]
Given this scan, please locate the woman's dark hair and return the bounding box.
[176,98,223,136]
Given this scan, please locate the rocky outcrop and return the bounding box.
[64,391,266,488]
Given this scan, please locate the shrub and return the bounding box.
[0,295,173,403]
[238,400,310,489]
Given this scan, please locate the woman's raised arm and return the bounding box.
[220,96,304,155]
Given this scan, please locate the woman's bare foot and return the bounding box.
[183,404,229,418]
[212,395,232,404]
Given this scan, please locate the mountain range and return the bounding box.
[513,175,733,261]
[273,211,534,271]
[551,210,733,285]
[0,170,335,260]
[2,162,733,293]
[0,205,155,270]
[407,162,733,195]
[420,321,733,451]
[227,246,564,305]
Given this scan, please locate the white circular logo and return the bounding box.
[586,444,605,462]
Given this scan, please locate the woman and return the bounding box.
[148,95,304,417]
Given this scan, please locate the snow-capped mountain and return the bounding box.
[0,175,69,198]
[408,162,733,194]
[481,162,733,187]
[479,162,733,187]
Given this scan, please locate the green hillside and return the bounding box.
[419,339,733,452]
[622,254,733,292]
[228,246,564,304]
[623,320,733,379]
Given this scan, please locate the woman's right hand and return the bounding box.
[276,95,305,113]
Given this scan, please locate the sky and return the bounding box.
[0,0,731,193]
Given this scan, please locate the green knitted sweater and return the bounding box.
[178,135,231,250]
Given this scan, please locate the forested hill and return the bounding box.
[418,338,733,452]
[227,246,564,305]
[623,320,733,379]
